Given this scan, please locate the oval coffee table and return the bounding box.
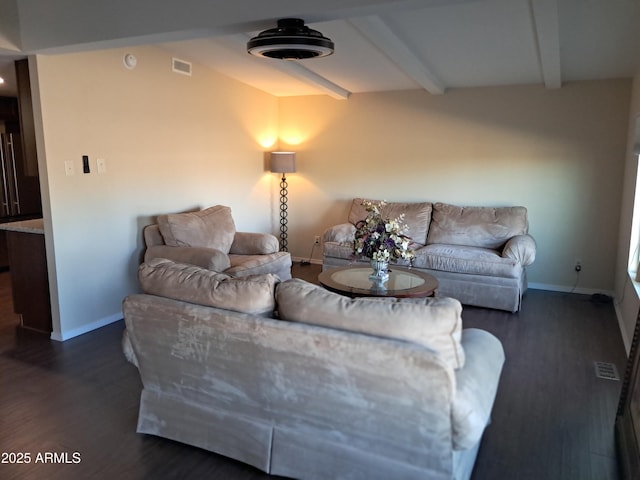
[318,265,439,298]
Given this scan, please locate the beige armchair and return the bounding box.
[143,205,292,280]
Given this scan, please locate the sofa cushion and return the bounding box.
[413,244,522,279]
[348,198,433,246]
[230,232,279,255]
[157,205,236,253]
[144,244,231,271]
[276,278,465,369]
[427,203,528,249]
[138,258,278,315]
[227,252,293,280]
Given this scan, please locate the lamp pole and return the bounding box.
[270,151,296,252]
[279,172,289,252]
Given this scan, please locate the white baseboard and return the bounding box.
[50,312,123,342]
[291,257,323,266]
[613,301,632,355]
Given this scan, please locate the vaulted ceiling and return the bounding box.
[0,0,638,98]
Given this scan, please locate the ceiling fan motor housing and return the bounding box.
[247,18,335,59]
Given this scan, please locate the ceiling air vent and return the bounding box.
[172,58,192,76]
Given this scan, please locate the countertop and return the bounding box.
[0,218,44,234]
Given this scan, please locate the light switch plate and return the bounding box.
[64,160,74,176]
[97,158,106,174]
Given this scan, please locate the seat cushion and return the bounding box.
[138,258,278,315]
[227,252,292,280]
[348,198,433,246]
[276,278,465,369]
[157,205,236,253]
[427,203,528,249]
[413,244,522,279]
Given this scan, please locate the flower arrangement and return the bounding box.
[353,200,414,262]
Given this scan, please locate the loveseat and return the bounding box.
[323,199,536,312]
[122,258,505,480]
[143,205,292,280]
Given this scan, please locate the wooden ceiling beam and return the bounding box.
[349,15,445,95]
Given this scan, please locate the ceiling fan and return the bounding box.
[247,18,334,60]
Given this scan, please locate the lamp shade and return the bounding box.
[270,151,296,173]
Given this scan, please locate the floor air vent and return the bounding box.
[594,361,619,381]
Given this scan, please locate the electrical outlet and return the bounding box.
[314,235,321,245]
[575,260,582,272]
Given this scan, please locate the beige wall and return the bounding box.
[615,74,640,352]
[29,45,632,340]
[279,81,631,292]
[32,46,279,340]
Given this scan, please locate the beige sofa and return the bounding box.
[122,258,505,480]
[143,205,292,280]
[323,199,536,312]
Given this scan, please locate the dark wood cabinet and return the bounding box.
[13,59,42,217]
[5,228,51,333]
[0,61,43,272]
[0,96,19,123]
[0,61,41,221]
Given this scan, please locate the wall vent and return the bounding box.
[172,58,192,76]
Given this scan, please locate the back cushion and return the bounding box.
[143,224,165,248]
[139,258,278,315]
[157,205,236,253]
[276,278,465,369]
[427,203,528,249]
[348,198,433,246]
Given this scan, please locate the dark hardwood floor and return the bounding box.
[0,265,627,479]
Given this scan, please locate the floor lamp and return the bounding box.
[270,151,296,252]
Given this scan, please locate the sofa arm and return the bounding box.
[451,328,505,451]
[230,232,279,255]
[121,329,139,368]
[502,234,536,266]
[323,223,356,244]
[144,245,231,271]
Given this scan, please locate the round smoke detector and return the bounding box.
[123,53,137,69]
[247,18,334,60]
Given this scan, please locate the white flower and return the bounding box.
[372,250,390,261]
[353,200,414,262]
